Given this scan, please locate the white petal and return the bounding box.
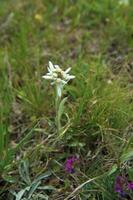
[55,66,62,73]
[66,75,75,80]
[48,67,52,73]
[65,67,71,73]
[54,65,60,69]
[47,72,53,75]
[49,61,55,71]
[42,75,53,80]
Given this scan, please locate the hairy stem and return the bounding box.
[55,84,61,135]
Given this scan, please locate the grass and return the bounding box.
[0,0,133,199]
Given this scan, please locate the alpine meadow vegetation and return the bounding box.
[0,0,133,199]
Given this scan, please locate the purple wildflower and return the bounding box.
[64,156,79,173]
[114,176,128,198]
[115,176,124,193]
[114,175,133,198]
[127,182,133,190]
[119,191,127,198]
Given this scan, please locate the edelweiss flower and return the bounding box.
[42,61,75,97]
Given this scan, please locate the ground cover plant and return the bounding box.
[0,0,133,199]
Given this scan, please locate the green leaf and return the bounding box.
[127,168,133,180]
[13,187,30,200]
[120,149,133,162]
[59,113,71,138]
[28,181,41,199]
[15,123,38,151]
[2,174,16,183]
[58,97,67,122]
[108,164,118,176]
[38,185,56,191]
[32,171,52,184]
[33,193,49,200]
[69,141,85,148]
[19,160,31,185]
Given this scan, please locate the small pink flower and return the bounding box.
[114,175,133,198]
[114,176,124,193]
[114,176,127,198]
[64,156,79,173]
[127,182,133,190]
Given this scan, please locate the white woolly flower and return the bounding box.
[42,61,75,97]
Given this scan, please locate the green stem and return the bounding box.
[55,85,61,135]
